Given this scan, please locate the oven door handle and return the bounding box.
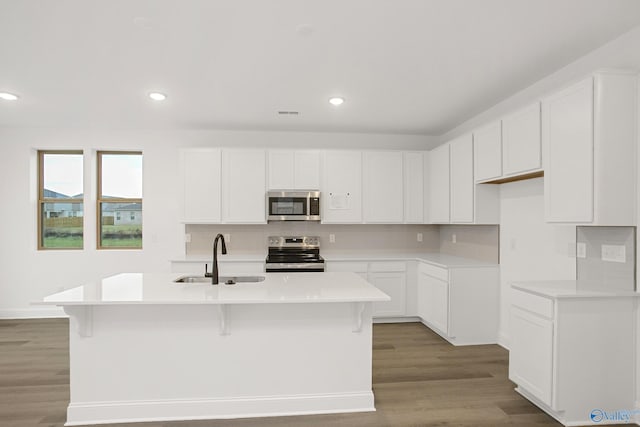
[265,262,325,270]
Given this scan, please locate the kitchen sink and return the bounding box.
[174,275,266,284]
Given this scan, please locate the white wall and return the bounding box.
[497,178,576,346]
[0,128,430,318]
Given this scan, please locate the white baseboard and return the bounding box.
[0,307,67,319]
[65,392,375,426]
[373,316,421,324]
[498,331,510,350]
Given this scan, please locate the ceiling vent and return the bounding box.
[277,111,300,116]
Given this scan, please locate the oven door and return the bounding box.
[265,263,325,273]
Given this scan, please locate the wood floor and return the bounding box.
[0,319,616,427]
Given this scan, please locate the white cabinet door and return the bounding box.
[369,272,406,317]
[268,150,295,190]
[449,134,474,223]
[181,148,221,223]
[294,151,321,189]
[543,77,594,223]
[509,307,554,406]
[424,275,449,334]
[428,144,450,223]
[502,102,542,175]
[403,152,424,223]
[268,150,321,190]
[363,151,404,223]
[322,151,362,223]
[416,271,429,320]
[222,149,266,223]
[474,121,502,182]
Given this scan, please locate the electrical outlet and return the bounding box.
[576,242,586,258]
[601,244,626,263]
[452,234,456,244]
[417,233,423,242]
[224,234,231,243]
[185,233,192,243]
[329,234,335,243]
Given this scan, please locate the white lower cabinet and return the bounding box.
[418,273,449,333]
[326,260,406,318]
[368,271,406,317]
[509,285,637,426]
[509,306,553,405]
[417,262,498,345]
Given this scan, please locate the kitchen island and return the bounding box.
[37,272,389,426]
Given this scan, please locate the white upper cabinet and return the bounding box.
[222,149,267,223]
[180,148,222,223]
[473,121,502,182]
[267,150,294,190]
[363,151,404,223]
[543,71,637,225]
[449,134,474,223]
[322,150,363,223]
[428,143,450,223]
[502,102,542,176]
[267,150,320,190]
[403,152,424,224]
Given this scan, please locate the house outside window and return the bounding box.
[38,151,84,250]
[97,151,143,249]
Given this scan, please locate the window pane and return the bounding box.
[41,202,83,249]
[100,202,142,248]
[101,154,142,198]
[43,153,83,198]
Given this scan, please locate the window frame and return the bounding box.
[37,150,84,251]
[97,150,143,250]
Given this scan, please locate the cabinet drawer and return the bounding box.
[511,289,554,319]
[418,262,448,281]
[369,261,406,272]
[325,261,368,273]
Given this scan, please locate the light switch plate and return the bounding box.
[185,233,192,243]
[329,234,335,243]
[601,244,626,263]
[417,233,423,242]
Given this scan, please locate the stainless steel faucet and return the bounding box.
[211,233,227,285]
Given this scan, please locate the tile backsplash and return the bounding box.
[184,223,500,263]
[576,226,636,291]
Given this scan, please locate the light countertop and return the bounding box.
[172,252,497,268]
[512,280,640,299]
[36,272,390,306]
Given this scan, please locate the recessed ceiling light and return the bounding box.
[329,97,344,106]
[0,92,19,101]
[148,92,167,101]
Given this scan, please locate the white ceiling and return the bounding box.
[2,0,640,135]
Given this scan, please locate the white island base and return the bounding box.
[42,273,387,426]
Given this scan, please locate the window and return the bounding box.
[38,151,84,250]
[97,151,143,249]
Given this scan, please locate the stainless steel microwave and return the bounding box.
[267,190,321,221]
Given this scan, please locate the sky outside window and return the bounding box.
[101,154,142,198]
[43,153,83,197]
